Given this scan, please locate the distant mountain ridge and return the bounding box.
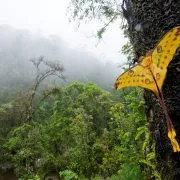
[0,25,121,90]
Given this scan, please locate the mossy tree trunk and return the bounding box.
[124,0,180,179]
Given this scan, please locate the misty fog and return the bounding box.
[0,25,122,91]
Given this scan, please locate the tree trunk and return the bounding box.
[124,0,180,179]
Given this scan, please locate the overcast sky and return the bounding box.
[0,0,127,64]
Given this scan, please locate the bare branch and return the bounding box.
[26,56,65,122]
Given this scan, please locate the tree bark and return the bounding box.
[124,0,180,179]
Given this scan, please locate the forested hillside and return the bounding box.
[0,79,153,179]
[0,24,157,179]
[0,25,120,91]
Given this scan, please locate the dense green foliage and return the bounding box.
[0,2,161,179]
[0,79,159,179]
